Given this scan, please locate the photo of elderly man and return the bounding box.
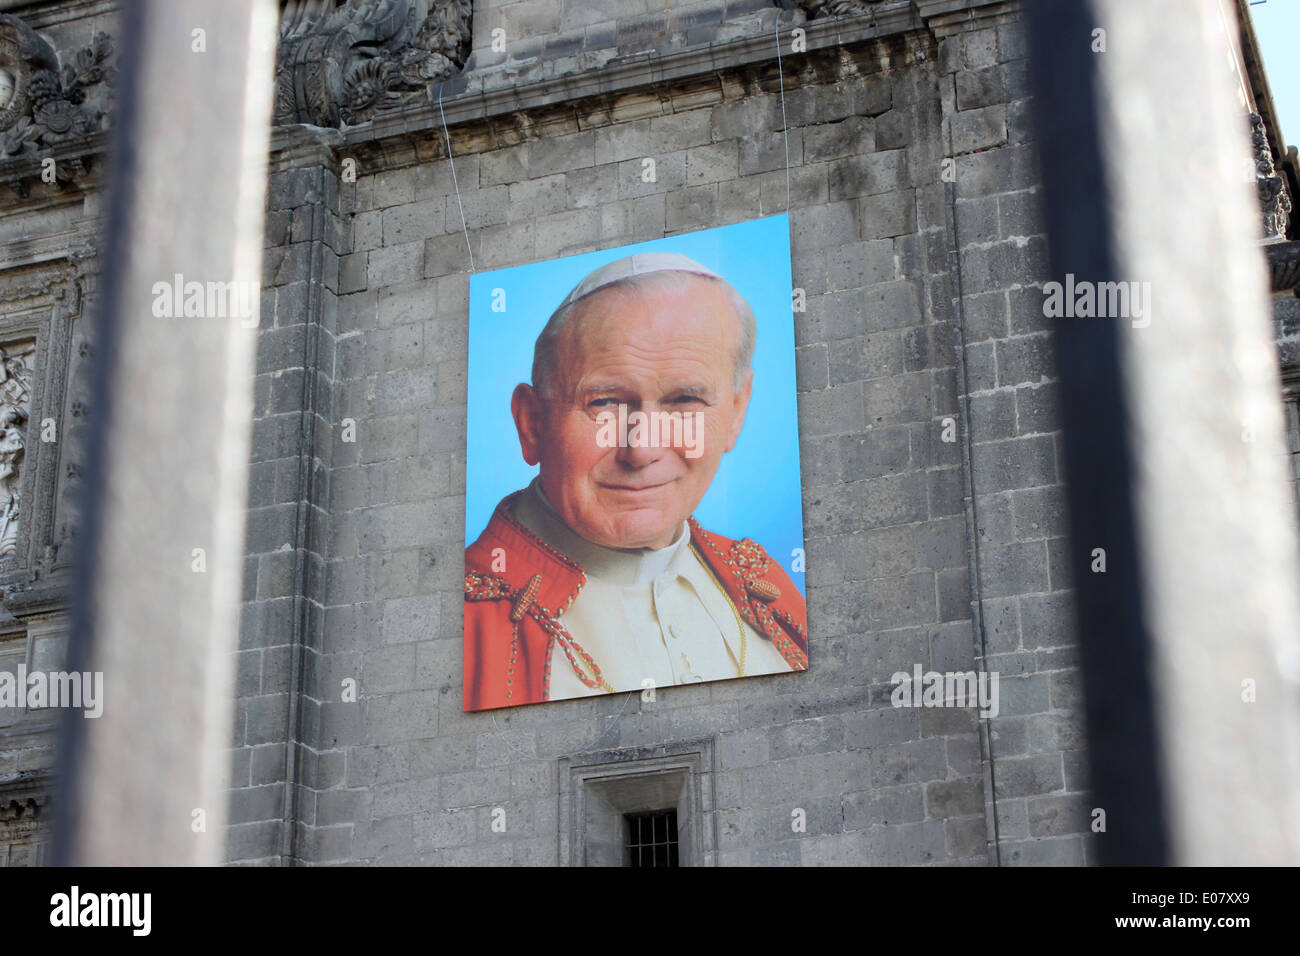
[464,249,807,711]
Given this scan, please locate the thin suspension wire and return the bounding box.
[774,13,791,214]
[438,82,475,273]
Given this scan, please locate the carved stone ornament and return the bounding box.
[1265,241,1300,294]
[792,0,891,19]
[0,341,34,561]
[0,15,114,157]
[1252,112,1292,242]
[276,0,471,129]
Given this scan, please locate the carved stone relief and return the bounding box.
[275,0,472,129]
[1266,241,1300,294]
[795,0,891,19]
[0,771,50,866]
[0,14,113,158]
[1252,112,1293,242]
[0,261,89,617]
[0,341,34,560]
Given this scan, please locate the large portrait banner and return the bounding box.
[463,215,807,711]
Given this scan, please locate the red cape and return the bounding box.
[463,492,808,711]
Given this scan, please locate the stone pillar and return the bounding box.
[1026,0,1300,864]
[55,0,276,866]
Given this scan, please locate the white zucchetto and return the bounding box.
[557,252,722,310]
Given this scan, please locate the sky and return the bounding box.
[1249,0,1300,150]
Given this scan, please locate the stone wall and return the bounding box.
[941,22,1090,864]
[227,0,1096,865]
[0,0,117,867]
[0,0,1101,868]
[227,132,347,864]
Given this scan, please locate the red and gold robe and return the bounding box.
[463,491,808,711]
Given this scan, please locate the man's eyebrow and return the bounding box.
[578,384,626,396]
[661,384,716,400]
[576,383,715,399]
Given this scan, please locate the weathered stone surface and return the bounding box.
[0,0,1115,869]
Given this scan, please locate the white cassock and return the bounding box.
[511,479,793,700]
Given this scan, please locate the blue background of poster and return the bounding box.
[465,214,805,594]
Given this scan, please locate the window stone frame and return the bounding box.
[557,737,716,867]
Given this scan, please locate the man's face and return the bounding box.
[512,275,752,550]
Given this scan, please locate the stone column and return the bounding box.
[55,0,276,866]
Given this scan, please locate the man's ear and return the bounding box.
[512,383,546,466]
[723,370,753,454]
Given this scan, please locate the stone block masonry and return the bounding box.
[223,0,1093,867]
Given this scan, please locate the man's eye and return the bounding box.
[588,397,618,408]
[668,395,705,405]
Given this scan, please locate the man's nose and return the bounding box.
[614,431,664,468]
[613,401,671,468]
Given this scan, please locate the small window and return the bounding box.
[624,809,679,867]
[559,740,715,866]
